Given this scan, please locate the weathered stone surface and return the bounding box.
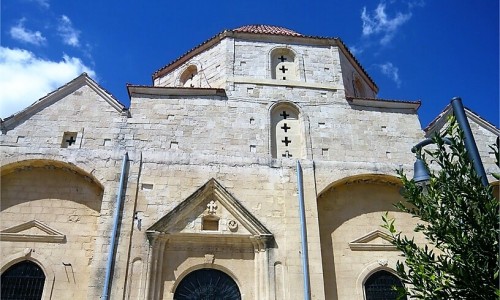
[1,26,498,300]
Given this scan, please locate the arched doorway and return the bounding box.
[174,268,241,300]
[1,260,45,300]
[364,270,406,300]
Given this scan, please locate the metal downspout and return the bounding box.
[296,160,311,300]
[102,152,128,300]
[451,97,488,186]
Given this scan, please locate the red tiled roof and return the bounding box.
[233,25,303,37]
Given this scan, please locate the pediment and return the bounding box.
[425,104,499,137]
[0,220,65,243]
[1,73,126,130]
[349,230,397,251]
[147,178,273,247]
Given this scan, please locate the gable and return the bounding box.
[147,178,273,246]
[348,229,397,251]
[0,219,65,243]
[1,73,127,148]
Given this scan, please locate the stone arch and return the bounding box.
[1,159,104,212]
[269,101,307,159]
[171,264,241,295]
[1,158,106,299]
[317,173,402,198]
[178,64,201,87]
[356,263,405,300]
[269,47,299,81]
[317,173,410,300]
[1,249,56,300]
[1,157,106,188]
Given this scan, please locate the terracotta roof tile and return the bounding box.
[233,25,303,36]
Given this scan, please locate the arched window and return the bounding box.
[1,260,45,300]
[271,48,297,81]
[364,270,406,300]
[179,65,199,87]
[174,268,241,300]
[270,103,304,159]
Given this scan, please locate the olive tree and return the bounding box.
[383,119,499,299]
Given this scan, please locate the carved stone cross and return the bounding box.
[207,200,217,214]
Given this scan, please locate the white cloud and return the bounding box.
[379,62,401,87]
[361,2,412,45]
[349,45,364,56]
[10,18,47,46]
[58,15,80,47]
[32,0,50,8]
[0,47,96,118]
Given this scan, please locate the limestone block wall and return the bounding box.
[425,115,499,182]
[127,94,269,156]
[233,40,340,85]
[470,120,499,178]
[317,180,425,300]
[129,84,422,168]
[0,166,103,299]
[154,39,228,89]
[0,85,126,150]
[123,155,316,299]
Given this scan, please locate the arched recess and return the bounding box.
[1,158,105,189]
[1,159,104,212]
[270,101,306,159]
[173,267,241,300]
[270,47,299,81]
[178,64,201,87]
[1,250,56,300]
[317,174,413,300]
[1,159,105,299]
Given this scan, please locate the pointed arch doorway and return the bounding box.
[173,268,241,300]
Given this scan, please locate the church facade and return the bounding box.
[1,25,498,300]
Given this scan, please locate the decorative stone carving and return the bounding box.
[378,259,388,266]
[207,200,218,215]
[228,220,238,232]
[204,254,215,264]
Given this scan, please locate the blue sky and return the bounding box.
[1,0,498,128]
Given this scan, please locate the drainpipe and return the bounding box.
[296,160,311,300]
[102,152,128,300]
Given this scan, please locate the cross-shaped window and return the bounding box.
[66,136,76,146]
[281,123,290,132]
[282,137,291,146]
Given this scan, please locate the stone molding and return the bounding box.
[349,229,397,251]
[0,220,65,243]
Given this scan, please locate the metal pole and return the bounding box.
[451,97,489,186]
[102,152,128,300]
[296,160,311,300]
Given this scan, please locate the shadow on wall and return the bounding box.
[317,176,404,300]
